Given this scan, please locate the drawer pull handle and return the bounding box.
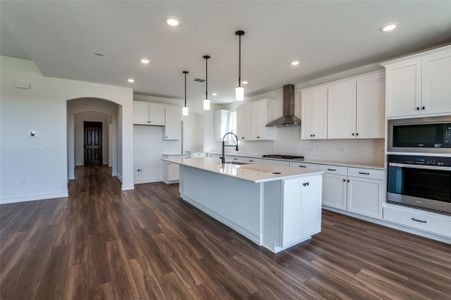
[327,168,336,172]
[411,218,427,224]
[249,160,254,162]
[358,172,370,175]
[302,182,310,187]
[299,165,307,168]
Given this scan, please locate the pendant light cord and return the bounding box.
[206,57,208,99]
[238,34,241,87]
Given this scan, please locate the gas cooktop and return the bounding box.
[262,154,304,160]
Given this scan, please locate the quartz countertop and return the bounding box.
[163,157,323,183]
[207,152,385,170]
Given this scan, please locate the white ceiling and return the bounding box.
[1,1,450,103]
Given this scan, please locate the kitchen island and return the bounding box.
[163,157,323,253]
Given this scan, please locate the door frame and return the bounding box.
[84,121,103,166]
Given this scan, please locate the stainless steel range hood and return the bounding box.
[266,84,301,127]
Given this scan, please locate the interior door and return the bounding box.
[84,122,102,166]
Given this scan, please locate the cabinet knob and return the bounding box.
[302,182,310,187]
[356,133,359,136]
[416,107,420,111]
[257,136,260,139]
[347,179,350,182]
[242,137,245,139]
[422,106,425,110]
[352,133,355,136]
[343,179,346,182]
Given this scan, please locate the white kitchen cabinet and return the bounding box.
[236,99,274,141]
[301,86,328,140]
[215,110,230,141]
[164,105,181,140]
[237,103,252,140]
[385,57,422,118]
[421,49,451,115]
[322,173,347,210]
[356,72,385,139]
[133,101,165,125]
[327,80,357,139]
[347,176,383,219]
[163,160,180,183]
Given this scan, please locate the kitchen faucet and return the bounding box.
[221,132,239,164]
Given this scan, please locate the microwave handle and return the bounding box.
[389,162,451,171]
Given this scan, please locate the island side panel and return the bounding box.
[179,165,262,244]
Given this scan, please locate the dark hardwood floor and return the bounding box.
[1,166,450,300]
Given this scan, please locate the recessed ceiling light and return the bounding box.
[381,23,398,32]
[291,60,300,66]
[140,58,150,64]
[166,17,180,27]
[212,92,218,96]
[242,80,248,85]
[127,78,135,83]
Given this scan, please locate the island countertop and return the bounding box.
[163,157,323,183]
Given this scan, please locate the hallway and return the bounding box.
[1,166,451,300]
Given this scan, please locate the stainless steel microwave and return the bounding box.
[388,116,451,153]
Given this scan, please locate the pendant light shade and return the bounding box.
[235,30,245,101]
[182,71,189,116]
[203,55,211,111]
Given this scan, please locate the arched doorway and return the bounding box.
[67,98,121,181]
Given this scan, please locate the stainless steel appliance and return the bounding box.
[388,116,451,153]
[387,154,451,215]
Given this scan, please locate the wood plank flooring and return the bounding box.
[1,166,451,300]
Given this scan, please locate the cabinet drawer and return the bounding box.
[290,162,319,172]
[348,168,385,180]
[383,205,451,238]
[319,165,347,176]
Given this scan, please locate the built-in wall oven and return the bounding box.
[387,154,451,215]
[388,116,451,153]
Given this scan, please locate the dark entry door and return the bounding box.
[84,122,102,166]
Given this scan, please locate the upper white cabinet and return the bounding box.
[383,45,451,118]
[327,80,357,139]
[421,49,451,115]
[133,101,165,125]
[385,57,422,117]
[300,71,384,140]
[215,110,230,141]
[236,98,275,141]
[301,86,328,140]
[356,72,385,139]
[164,105,181,140]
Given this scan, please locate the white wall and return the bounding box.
[0,56,134,204]
[67,98,119,179]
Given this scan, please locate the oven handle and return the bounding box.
[389,162,451,171]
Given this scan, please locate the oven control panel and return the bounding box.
[388,155,451,167]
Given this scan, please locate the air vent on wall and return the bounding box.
[194,78,205,83]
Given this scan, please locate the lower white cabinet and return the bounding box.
[347,176,383,219]
[163,161,180,183]
[322,174,348,210]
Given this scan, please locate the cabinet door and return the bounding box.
[164,105,181,140]
[422,49,451,115]
[313,86,328,139]
[347,177,383,219]
[215,110,229,141]
[301,88,314,139]
[148,102,165,125]
[300,176,322,237]
[236,103,252,140]
[385,57,422,117]
[322,174,347,210]
[133,101,149,125]
[356,72,385,138]
[251,100,268,140]
[167,162,180,181]
[327,80,357,139]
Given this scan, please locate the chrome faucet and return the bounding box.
[221,132,239,164]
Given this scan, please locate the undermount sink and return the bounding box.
[224,161,249,165]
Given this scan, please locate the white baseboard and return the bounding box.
[0,191,68,205]
[134,177,162,184]
[323,206,451,244]
[121,183,134,191]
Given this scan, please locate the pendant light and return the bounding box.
[235,30,245,101]
[182,71,189,116]
[203,55,211,111]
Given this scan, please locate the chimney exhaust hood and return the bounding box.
[266,84,301,127]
